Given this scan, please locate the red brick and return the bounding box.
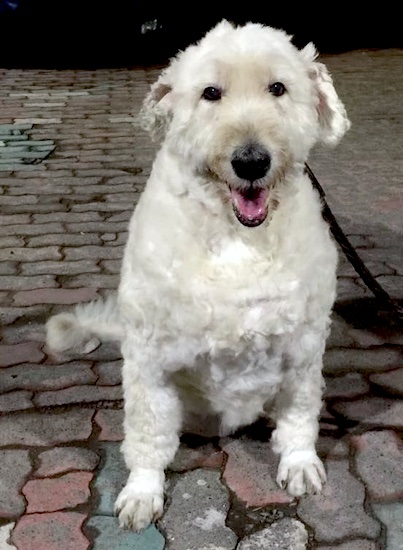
[23,472,93,513]
[222,438,292,507]
[171,443,225,472]
[11,512,90,550]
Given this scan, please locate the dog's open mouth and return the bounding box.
[230,186,269,227]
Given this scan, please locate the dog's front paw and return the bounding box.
[276,450,326,497]
[115,469,164,531]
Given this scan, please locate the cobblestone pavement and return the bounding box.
[0,47,402,550]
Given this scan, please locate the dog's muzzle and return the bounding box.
[230,143,271,227]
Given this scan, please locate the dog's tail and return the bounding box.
[46,294,124,355]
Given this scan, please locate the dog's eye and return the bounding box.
[269,82,287,97]
[202,86,222,101]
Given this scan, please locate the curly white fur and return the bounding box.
[46,19,350,531]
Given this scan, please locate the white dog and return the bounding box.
[46,20,350,531]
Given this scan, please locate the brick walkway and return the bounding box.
[0,48,402,549]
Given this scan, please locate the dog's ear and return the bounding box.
[301,43,351,146]
[139,64,175,141]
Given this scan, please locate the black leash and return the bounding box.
[305,163,403,323]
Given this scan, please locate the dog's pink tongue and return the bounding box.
[231,187,269,227]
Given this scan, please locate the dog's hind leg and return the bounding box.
[271,331,327,497]
[115,342,182,531]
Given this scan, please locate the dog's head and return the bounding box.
[140,20,350,227]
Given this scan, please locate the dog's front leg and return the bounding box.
[115,344,182,531]
[271,340,326,497]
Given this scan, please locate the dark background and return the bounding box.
[0,1,401,68]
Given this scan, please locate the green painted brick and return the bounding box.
[87,516,165,550]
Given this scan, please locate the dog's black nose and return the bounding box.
[231,143,271,181]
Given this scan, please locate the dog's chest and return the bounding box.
[169,235,305,347]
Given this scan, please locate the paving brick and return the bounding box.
[351,430,403,501]
[93,442,128,515]
[34,384,123,407]
[11,512,90,550]
[100,259,122,274]
[337,259,393,278]
[21,259,101,276]
[0,523,17,549]
[0,236,25,248]
[0,450,32,517]
[0,274,57,291]
[66,221,129,233]
[324,348,403,373]
[9,184,71,196]
[0,261,18,275]
[298,459,380,543]
[0,390,34,412]
[318,541,379,550]
[0,362,96,392]
[63,245,125,261]
[1,321,44,345]
[33,211,103,223]
[100,233,117,242]
[28,233,101,247]
[369,368,403,395]
[335,278,370,302]
[13,287,100,306]
[367,275,402,299]
[238,519,308,550]
[222,437,292,507]
[161,469,237,550]
[86,341,121,362]
[326,313,354,349]
[0,342,44,367]
[0,305,48,326]
[348,327,385,348]
[0,409,94,446]
[0,223,64,237]
[170,442,225,472]
[324,373,370,399]
[35,447,100,477]
[332,398,403,428]
[5,203,68,214]
[64,274,119,289]
[94,410,124,442]
[93,360,122,386]
[372,502,403,550]
[86,517,165,550]
[0,195,38,205]
[70,202,134,213]
[106,211,132,222]
[23,472,93,513]
[0,213,31,225]
[317,435,350,459]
